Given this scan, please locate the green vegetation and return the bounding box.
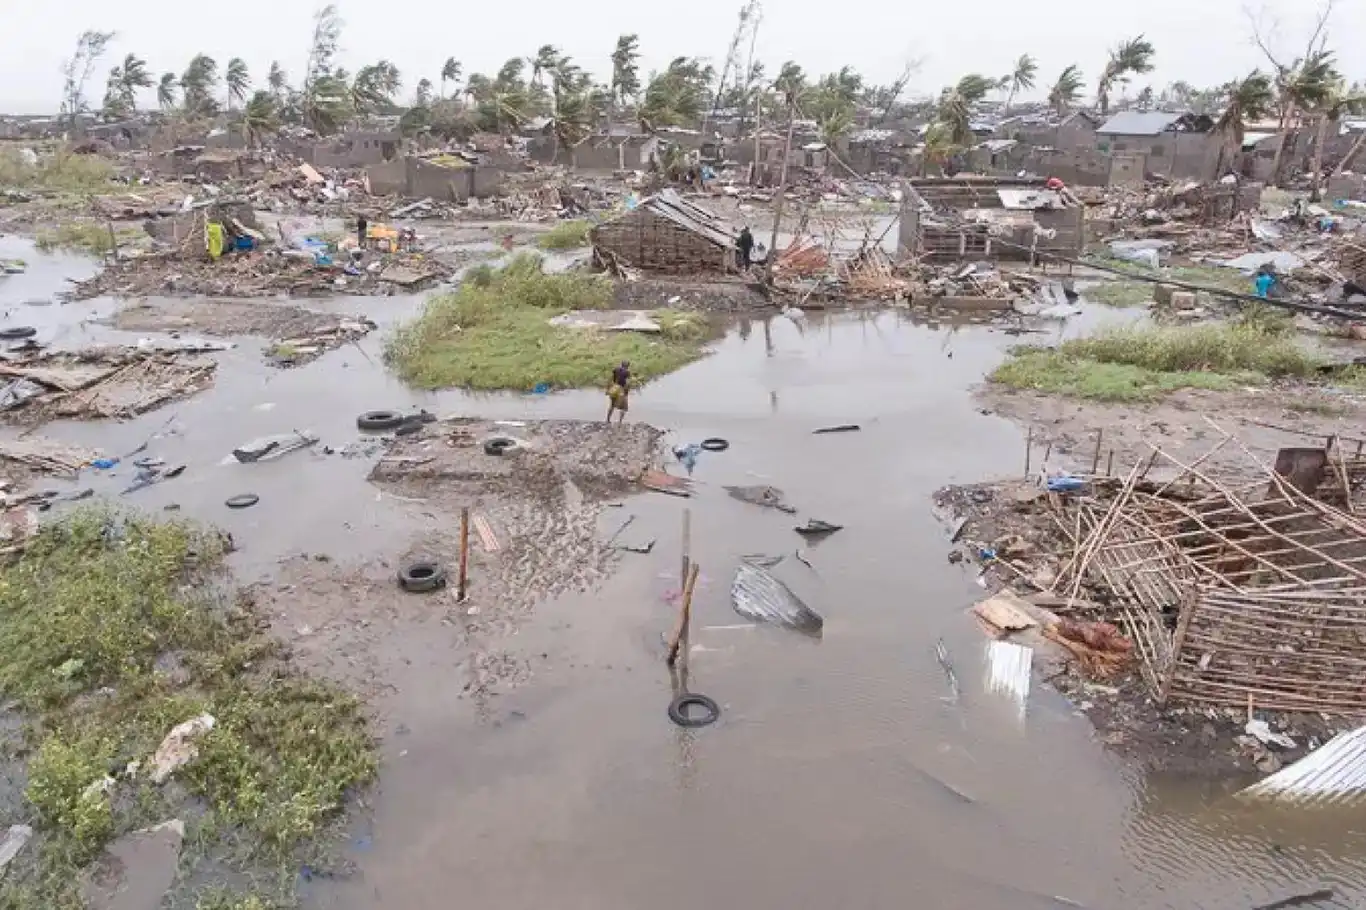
[991,323,1321,401]
[0,148,114,192]
[536,220,593,250]
[387,253,710,391]
[1082,279,1154,308]
[0,510,376,909]
[35,222,143,256]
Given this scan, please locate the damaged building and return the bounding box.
[896,177,1084,262]
[590,190,739,275]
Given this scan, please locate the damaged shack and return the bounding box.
[897,177,1084,262]
[590,190,739,275]
[1055,437,1366,714]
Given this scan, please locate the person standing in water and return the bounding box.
[606,360,631,424]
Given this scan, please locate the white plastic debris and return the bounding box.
[1246,718,1297,750]
[985,640,1033,708]
[149,714,216,784]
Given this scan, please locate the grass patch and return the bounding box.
[991,323,1321,401]
[0,148,114,192]
[536,220,593,250]
[0,510,376,909]
[387,252,710,390]
[1082,279,1154,307]
[35,222,143,256]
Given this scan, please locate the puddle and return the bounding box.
[2,237,1362,908]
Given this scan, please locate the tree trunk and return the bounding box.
[1309,114,1330,202]
[1268,108,1291,188]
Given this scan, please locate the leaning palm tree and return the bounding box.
[610,34,641,107]
[181,54,219,117]
[440,58,461,97]
[1308,80,1366,199]
[156,72,178,110]
[1213,71,1274,176]
[1267,50,1339,188]
[225,58,250,110]
[118,54,152,112]
[1048,65,1084,115]
[1096,36,1155,115]
[529,45,561,92]
[241,90,281,146]
[267,61,287,101]
[415,78,434,107]
[1003,54,1037,112]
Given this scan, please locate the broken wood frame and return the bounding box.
[1055,441,1366,713]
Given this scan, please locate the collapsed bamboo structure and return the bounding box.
[1055,428,1366,714]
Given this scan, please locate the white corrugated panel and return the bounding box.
[1240,726,1366,807]
[984,641,1032,708]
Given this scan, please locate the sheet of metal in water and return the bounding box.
[730,562,823,636]
[1240,725,1366,807]
[984,640,1033,708]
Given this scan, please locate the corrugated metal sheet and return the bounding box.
[1096,111,1183,136]
[1239,726,1366,806]
[996,188,1064,210]
[641,189,737,249]
[984,641,1032,706]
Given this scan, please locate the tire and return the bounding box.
[398,561,446,593]
[225,494,259,509]
[668,692,720,728]
[395,421,423,437]
[357,409,405,431]
[483,437,516,456]
[0,327,36,340]
[700,438,729,452]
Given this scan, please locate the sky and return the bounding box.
[2,0,1361,114]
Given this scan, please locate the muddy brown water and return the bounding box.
[2,235,1364,909]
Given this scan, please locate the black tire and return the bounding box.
[668,692,720,728]
[395,421,423,437]
[398,561,446,593]
[700,438,729,452]
[225,494,259,509]
[357,409,405,431]
[483,437,516,456]
[0,327,36,340]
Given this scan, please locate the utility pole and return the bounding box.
[764,100,797,284]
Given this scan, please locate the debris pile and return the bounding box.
[0,346,216,422]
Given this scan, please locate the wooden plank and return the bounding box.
[972,588,1040,634]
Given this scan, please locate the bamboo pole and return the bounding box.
[1090,429,1103,476]
[764,100,798,285]
[666,562,702,667]
[457,506,470,602]
[1024,427,1032,479]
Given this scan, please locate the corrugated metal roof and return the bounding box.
[1097,111,1183,136]
[639,189,738,249]
[1239,726,1366,807]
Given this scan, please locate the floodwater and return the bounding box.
[2,234,1365,910]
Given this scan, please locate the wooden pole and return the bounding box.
[1024,427,1033,479]
[764,101,798,284]
[107,222,118,261]
[457,506,470,601]
[681,508,691,582]
[1090,429,1104,476]
[666,562,701,667]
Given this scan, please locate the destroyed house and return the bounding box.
[590,190,738,275]
[896,177,1084,262]
[1096,111,1219,181]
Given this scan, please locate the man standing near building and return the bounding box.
[736,225,754,272]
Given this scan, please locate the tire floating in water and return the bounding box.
[0,327,37,340]
[700,438,730,452]
[668,692,720,728]
[224,494,260,509]
[356,410,405,431]
[398,561,446,593]
[483,437,516,456]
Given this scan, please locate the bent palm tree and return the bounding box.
[157,72,178,110]
[225,58,250,110]
[267,62,287,101]
[1003,54,1037,112]
[1096,36,1155,116]
[441,58,461,97]
[1213,71,1274,177]
[1049,65,1084,115]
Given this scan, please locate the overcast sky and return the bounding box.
[3,0,1360,114]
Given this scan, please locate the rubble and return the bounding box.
[0,346,215,422]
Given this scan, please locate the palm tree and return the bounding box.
[117,54,152,112]
[242,91,281,145]
[1267,50,1338,187]
[530,45,562,93]
[1213,71,1274,177]
[1096,36,1156,115]
[415,78,434,107]
[352,61,403,114]
[1003,54,1037,112]
[225,58,250,110]
[773,61,807,105]
[157,73,178,110]
[440,58,462,97]
[1049,65,1084,115]
[102,67,127,118]
[268,62,287,101]
[181,54,219,117]
[611,34,641,107]
[1308,80,1366,199]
